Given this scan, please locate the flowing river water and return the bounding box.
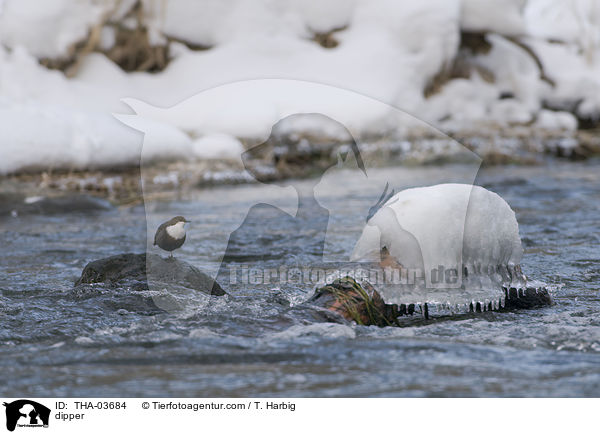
[1,159,599,397]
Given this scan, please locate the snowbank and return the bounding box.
[0,0,598,174]
[0,0,110,58]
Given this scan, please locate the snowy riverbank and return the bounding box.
[2,0,600,175]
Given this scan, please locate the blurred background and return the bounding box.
[1,0,600,180]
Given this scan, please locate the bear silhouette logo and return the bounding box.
[3,400,50,432]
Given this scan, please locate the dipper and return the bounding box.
[153,216,190,258]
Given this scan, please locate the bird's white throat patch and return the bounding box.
[166,221,186,239]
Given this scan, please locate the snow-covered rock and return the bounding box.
[349,183,531,307]
[0,0,112,58]
[534,109,578,131]
[351,183,523,288]
[192,133,244,160]
[461,0,527,36]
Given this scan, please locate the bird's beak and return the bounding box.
[185,220,192,223]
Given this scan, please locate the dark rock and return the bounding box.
[27,194,113,214]
[76,253,146,286]
[576,113,600,130]
[503,286,553,310]
[76,253,225,296]
[0,193,25,216]
[499,91,514,100]
[0,193,113,217]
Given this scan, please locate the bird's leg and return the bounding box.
[169,252,173,259]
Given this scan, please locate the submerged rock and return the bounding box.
[0,193,113,217]
[76,253,225,296]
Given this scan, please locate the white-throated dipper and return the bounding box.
[153,216,190,258]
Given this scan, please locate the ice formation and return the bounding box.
[351,184,527,307]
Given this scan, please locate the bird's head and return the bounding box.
[168,216,191,228]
